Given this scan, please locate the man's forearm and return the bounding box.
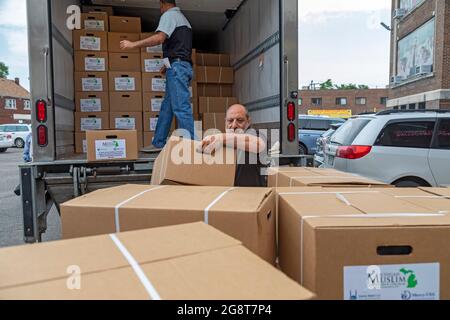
[134,34,165,49]
[223,133,266,154]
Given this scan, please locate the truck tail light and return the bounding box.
[36,99,47,123]
[37,125,48,147]
[287,102,296,121]
[337,146,372,160]
[287,123,296,142]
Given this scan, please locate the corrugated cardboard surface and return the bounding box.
[109,16,141,33]
[143,92,165,112]
[277,188,450,299]
[61,185,276,264]
[141,52,165,73]
[0,223,313,300]
[196,53,231,67]
[142,73,166,93]
[109,92,142,112]
[74,72,109,92]
[140,32,163,53]
[75,112,109,132]
[86,130,138,162]
[74,51,108,72]
[108,72,142,92]
[202,113,226,133]
[143,132,155,147]
[73,30,108,51]
[151,137,236,186]
[198,83,233,97]
[82,5,114,16]
[75,132,86,154]
[75,92,109,112]
[199,97,238,113]
[108,32,140,53]
[81,12,109,31]
[109,53,141,72]
[196,66,234,84]
[109,112,143,132]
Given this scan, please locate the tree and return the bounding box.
[0,62,9,79]
[320,79,334,90]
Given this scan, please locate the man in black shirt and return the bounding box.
[200,104,268,187]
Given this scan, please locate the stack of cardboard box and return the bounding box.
[194,53,238,133]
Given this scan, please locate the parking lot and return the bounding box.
[0,148,60,248]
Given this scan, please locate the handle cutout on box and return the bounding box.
[121,115,131,118]
[88,95,97,98]
[121,56,129,59]
[86,33,95,37]
[267,211,272,221]
[377,246,413,256]
[87,54,95,57]
[122,95,131,98]
[88,115,97,118]
[106,135,118,139]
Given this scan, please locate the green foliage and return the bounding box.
[0,62,9,79]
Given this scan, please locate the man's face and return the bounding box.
[160,1,167,14]
[226,106,251,133]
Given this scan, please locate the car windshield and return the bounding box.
[0,126,6,132]
[331,118,372,146]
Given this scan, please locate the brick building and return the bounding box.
[0,78,31,125]
[388,0,450,110]
[298,88,389,117]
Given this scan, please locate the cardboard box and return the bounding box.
[109,16,141,33]
[267,167,389,188]
[109,112,143,132]
[86,130,138,162]
[0,223,314,300]
[82,5,114,16]
[141,53,165,73]
[143,132,155,147]
[74,51,108,72]
[202,113,226,133]
[199,97,238,113]
[81,12,109,31]
[75,112,109,132]
[142,73,166,93]
[74,72,108,92]
[195,66,234,84]
[140,32,163,53]
[75,92,109,112]
[277,188,450,299]
[143,112,176,133]
[73,30,108,52]
[108,72,142,92]
[61,184,276,263]
[75,132,86,154]
[196,53,231,67]
[109,53,141,72]
[151,137,236,186]
[109,92,142,112]
[198,83,233,97]
[108,32,140,53]
[143,93,165,112]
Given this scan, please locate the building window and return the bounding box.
[311,98,322,106]
[409,104,416,110]
[397,18,435,80]
[401,105,407,110]
[380,97,388,105]
[336,97,347,106]
[393,106,399,110]
[24,100,31,110]
[5,99,17,110]
[355,97,367,105]
[298,98,303,106]
[400,0,425,13]
[419,102,426,110]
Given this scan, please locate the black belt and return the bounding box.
[169,58,193,66]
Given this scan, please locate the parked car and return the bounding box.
[298,115,346,155]
[323,110,450,187]
[0,133,14,152]
[314,123,344,167]
[0,124,31,148]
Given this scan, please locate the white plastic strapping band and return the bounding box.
[204,188,235,225]
[109,234,162,300]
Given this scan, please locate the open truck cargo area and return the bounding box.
[21,0,300,243]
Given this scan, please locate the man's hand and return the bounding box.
[120,40,137,50]
[160,66,167,75]
[198,134,225,155]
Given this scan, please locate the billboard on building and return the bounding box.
[307,109,352,119]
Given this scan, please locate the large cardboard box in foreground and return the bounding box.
[277,187,450,300]
[61,186,276,264]
[151,137,236,186]
[268,167,389,188]
[86,130,138,162]
[0,223,314,300]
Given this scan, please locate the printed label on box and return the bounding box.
[144,59,164,73]
[82,78,103,91]
[80,36,101,51]
[150,117,159,131]
[115,77,136,91]
[80,118,102,131]
[344,263,440,300]
[115,117,136,130]
[152,78,166,92]
[80,98,102,112]
[82,139,87,153]
[146,45,163,53]
[95,139,127,160]
[85,57,106,71]
[189,86,193,98]
[84,20,105,31]
[151,98,163,112]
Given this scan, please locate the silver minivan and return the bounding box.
[323,110,450,187]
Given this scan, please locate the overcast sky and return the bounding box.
[0,0,392,92]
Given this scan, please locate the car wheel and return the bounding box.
[0,148,6,153]
[15,138,25,149]
[394,178,430,188]
[299,144,308,155]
